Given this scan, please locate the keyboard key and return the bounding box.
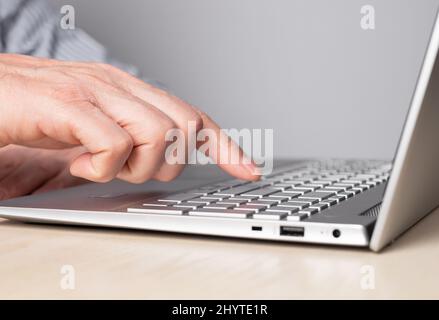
[338,192,353,199]
[321,198,337,206]
[321,174,349,181]
[271,184,293,191]
[214,185,261,196]
[343,178,367,184]
[253,212,287,220]
[346,189,360,195]
[247,200,277,207]
[278,201,310,209]
[282,190,304,197]
[309,181,331,187]
[354,174,378,180]
[141,200,169,207]
[299,191,335,201]
[298,184,322,191]
[187,197,217,205]
[203,203,236,210]
[286,213,308,221]
[236,195,260,200]
[269,192,301,200]
[319,177,341,183]
[213,180,248,190]
[190,187,220,196]
[324,186,351,192]
[339,180,360,186]
[332,183,355,189]
[258,199,285,205]
[284,178,311,184]
[227,197,253,202]
[201,195,230,200]
[157,193,200,203]
[234,204,267,212]
[241,187,279,198]
[218,199,249,205]
[127,206,188,215]
[288,198,319,205]
[290,187,312,194]
[267,206,299,214]
[309,202,329,211]
[352,185,368,192]
[189,209,253,218]
[173,203,204,209]
[300,175,322,180]
[299,207,319,216]
[279,180,305,186]
[328,196,345,203]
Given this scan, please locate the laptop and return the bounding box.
[1,13,439,253]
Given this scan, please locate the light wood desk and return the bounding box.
[1,204,439,299]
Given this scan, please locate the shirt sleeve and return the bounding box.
[0,0,165,88]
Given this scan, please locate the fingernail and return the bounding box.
[243,161,261,177]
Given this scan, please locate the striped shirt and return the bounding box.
[0,0,162,87]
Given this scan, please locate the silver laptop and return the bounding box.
[2,12,439,253]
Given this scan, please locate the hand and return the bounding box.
[0,145,87,200]
[0,54,259,184]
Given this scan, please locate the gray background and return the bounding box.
[54,0,439,159]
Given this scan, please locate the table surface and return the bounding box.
[1,203,438,299]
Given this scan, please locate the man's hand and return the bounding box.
[0,145,87,200]
[0,54,259,186]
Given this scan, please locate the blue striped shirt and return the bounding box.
[0,0,163,87]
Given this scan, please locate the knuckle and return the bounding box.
[109,134,134,157]
[50,83,90,103]
[150,136,167,152]
[196,109,210,122]
[93,62,112,71]
[191,112,203,131]
[193,107,215,126]
[84,72,107,85]
[161,117,176,132]
[152,118,176,150]
[94,62,121,75]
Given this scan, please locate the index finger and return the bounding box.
[196,111,261,181]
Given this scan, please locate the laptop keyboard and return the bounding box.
[127,160,391,221]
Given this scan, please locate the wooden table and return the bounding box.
[1,204,438,299]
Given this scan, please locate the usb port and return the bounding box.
[280,226,304,237]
